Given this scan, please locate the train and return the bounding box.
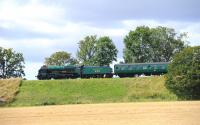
[37,62,169,80]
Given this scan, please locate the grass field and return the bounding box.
[8,76,177,107]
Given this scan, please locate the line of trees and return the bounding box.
[0,26,189,78]
[45,35,118,66]
[45,26,187,66]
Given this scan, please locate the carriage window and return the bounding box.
[39,69,46,73]
[122,66,127,70]
[136,66,141,70]
[143,66,147,69]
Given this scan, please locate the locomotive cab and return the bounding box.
[37,67,48,80]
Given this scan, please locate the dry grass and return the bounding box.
[0,78,21,104]
[1,101,200,125]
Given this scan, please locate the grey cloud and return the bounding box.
[0,27,58,40]
[42,0,200,26]
[10,41,79,62]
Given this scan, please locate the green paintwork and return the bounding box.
[114,62,169,75]
[47,65,65,70]
[82,66,112,75]
[47,65,77,70]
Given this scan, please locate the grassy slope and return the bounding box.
[10,76,177,106]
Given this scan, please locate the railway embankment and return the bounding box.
[0,76,178,107]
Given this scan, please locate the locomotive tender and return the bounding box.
[37,62,169,80]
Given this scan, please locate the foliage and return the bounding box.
[45,51,78,66]
[9,76,177,107]
[77,35,97,65]
[165,46,200,100]
[123,26,187,63]
[77,35,118,66]
[0,47,25,78]
[94,36,118,66]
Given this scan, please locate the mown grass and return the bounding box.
[9,76,177,107]
[0,78,21,105]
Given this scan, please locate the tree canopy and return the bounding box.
[94,36,118,66]
[0,47,25,78]
[45,51,78,66]
[77,35,97,65]
[77,35,118,66]
[123,26,187,63]
[165,46,200,99]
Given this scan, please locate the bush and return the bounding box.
[165,46,200,100]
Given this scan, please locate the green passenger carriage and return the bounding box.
[114,62,169,78]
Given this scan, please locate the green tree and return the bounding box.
[77,35,97,65]
[77,35,118,66]
[150,27,186,62]
[45,51,77,66]
[123,26,187,63]
[165,46,200,100]
[94,36,118,66]
[0,47,25,78]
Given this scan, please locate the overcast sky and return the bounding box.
[0,0,200,79]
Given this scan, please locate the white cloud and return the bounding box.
[0,0,65,35]
[0,0,127,38]
[0,0,64,22]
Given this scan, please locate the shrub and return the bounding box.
[165,46,200,100]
